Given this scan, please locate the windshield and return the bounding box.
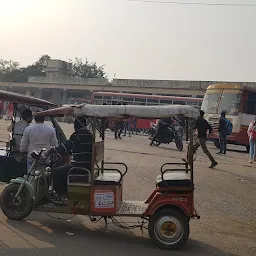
[219,92,241,115]
[202,90,241,115]
[201,92,222,114]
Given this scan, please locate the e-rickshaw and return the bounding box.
[0,90,67,182]
[0,104,200,250]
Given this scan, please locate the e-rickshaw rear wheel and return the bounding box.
[148,207,189,249]
[0,184,33,220]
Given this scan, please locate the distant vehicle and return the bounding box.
[90,91,203,131]
[202,83,256,152]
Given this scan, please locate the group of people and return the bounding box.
[8,108,93,204]
[194,110,256,167]
[114,117,137,139]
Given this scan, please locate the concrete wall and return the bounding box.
[112,79,225,90]
[28,76,109,86]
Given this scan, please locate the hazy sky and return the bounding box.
[1,0,256,81]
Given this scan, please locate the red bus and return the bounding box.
[90,92,202,130]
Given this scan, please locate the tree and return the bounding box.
[0,55,106,82]
[0,60,20,82]
[71,58,106,78]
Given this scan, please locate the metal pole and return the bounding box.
[101,118,105,174]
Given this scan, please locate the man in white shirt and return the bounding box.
[20,114,58,170]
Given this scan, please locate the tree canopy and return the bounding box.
[0,55,106,82]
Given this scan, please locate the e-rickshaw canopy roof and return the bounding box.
[0,90,56,107]
[36,104,199,119]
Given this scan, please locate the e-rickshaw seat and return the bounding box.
[156,171,192,188]
[94,171,122,186]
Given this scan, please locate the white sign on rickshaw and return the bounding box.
[94,192,114,208]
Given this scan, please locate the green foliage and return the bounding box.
[0,55,105,82]
[71,58,105,79]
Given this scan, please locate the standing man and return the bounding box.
[217,111,228,155]
[114,102,124,139]
[124,117,132,137]
[20,115,58,170]
[7,109,33,153]
[247,116,256,163]
[193,110,218,168]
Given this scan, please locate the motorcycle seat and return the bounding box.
[156,171,192,187]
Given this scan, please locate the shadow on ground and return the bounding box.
[0,212,230,256]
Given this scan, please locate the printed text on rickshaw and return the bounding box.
[94,192,114,208]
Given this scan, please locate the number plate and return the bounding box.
[94,192,114,209]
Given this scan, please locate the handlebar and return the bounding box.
[103,162,128,177]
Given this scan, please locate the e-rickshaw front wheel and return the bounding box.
[0,183,33,220]
[148,208,190,249]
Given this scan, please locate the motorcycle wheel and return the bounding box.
[0,183,33,220]
[152,140,161,146]
[175,138,183,151]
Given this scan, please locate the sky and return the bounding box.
[0,0,256,81]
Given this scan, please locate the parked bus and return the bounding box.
[201,83,256,151]
[90,91,203,130]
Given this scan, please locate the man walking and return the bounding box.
[20,115,58,170]
[217,111,228,155]
[194,110,218,168]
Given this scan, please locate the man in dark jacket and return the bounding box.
[194,110,218,168]
[51,116,93,202]
[217,111,227,155]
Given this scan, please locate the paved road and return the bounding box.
[0,125,255,256]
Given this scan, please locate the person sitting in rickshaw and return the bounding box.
[7,109,33,159]
[50,116,93,203]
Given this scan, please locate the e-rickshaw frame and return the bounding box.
[32,104,200,249]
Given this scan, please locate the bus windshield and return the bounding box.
[202,90,241,115]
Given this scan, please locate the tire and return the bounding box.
[0,183,33,220]
[175,138,183,151]
[246,145,250,153]
[213,139,220,149]
[152,140,161,146]
[148,208,190,250]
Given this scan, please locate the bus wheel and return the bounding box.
[246,145,250,153]
[213,139,220,149]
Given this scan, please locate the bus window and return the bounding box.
[146,98,159,105]
[186,101,198,106]
[246,91,256,114]
[113,96,122,101]
[173,101,185,105]
[135,97,146,102]
[160,100,173,104]
[94,95,102,100]
[123,97,134,104]
[103,96,112,100]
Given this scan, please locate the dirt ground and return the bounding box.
[0,119,255,256]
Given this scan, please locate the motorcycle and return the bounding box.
[149,120,183,151]
[0,149,59,220]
